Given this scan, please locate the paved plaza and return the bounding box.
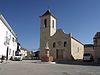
[0,60,100,75]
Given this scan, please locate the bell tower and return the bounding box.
[40,9,56,57]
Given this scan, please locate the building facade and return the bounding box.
[83,32,100,63]
[93,32,100,63]
[20,48,28,58]
[40,10,84,61]
[84,44,95,60]
[0,15,17,60]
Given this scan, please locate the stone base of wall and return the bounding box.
[41,56,53,62]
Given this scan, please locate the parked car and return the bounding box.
[13,52,23,61]
[83,53,94,62]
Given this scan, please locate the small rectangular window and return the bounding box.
[53,42,56,48]
[64,41,67,47]
[9,49,11,55]
[12,37,14,42]
[44,19,47,28]
[77,47,79,52]
[52,20,54,28]
[9,35,11,40]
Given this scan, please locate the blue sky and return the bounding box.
[0,0,100,51]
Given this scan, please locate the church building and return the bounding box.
[40,10,84,61]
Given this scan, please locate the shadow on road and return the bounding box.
[56,60,100,66]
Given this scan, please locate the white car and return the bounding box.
[83,53,93,62]
[13,53,23,61]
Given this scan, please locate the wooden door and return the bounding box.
[56,49,63,60]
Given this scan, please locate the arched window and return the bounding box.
[53,42,56,48]
[64,41,67,47]
[44,19,47,28]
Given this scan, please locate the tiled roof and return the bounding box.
[84,44,93,47]
[20,48,28,51]
[41,9,56,18]
[94,32,100,39]
[0,14,17,38]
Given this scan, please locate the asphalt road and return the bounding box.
[0,60,100,75]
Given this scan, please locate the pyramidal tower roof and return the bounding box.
[41,9,56,18]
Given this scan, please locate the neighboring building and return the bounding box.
[17,42,21,52]
[84,44,95,59]
[40,10,84,61]
[93,32,100,63]
[20,48,28,58]
[33,51,40,59]
[0,15,17,60]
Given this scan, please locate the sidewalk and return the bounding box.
[1,60,42,64]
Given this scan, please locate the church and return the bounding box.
[40,10,84,61]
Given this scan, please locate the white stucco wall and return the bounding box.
[0,15,17,59]
[20,49,28,57]
[50,16,56,36]
[71,38,84,60]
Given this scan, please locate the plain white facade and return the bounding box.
[0,15,17,59]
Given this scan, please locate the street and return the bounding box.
[0,60,100,75]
